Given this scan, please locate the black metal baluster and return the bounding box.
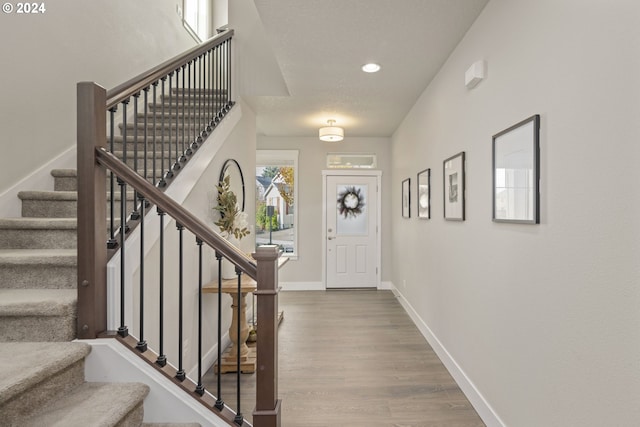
[205,50,212,133]
[131,92,140,219]
[152,82,158,186]
[143,87,149,183]
[173,68,181,172]
[214,251,225,411]
[166,72,175,177]
[107,107,117,249]
[156,208,167,366]
[136,194,147,352]
[117,172,128,338]
[213,45,222,125]
[227,39,233,109]
[234,267,243,425]
[225,40,231,112]
[181,64,191,158]
[195,238,205,396]
[189,60,199,152]
[208,49,214,129]
[218,45,226,123]
[176,222,186,381]
[158,77,167,187]
[120,99,130,236]
[198,55,204,142]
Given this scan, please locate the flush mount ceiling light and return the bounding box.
[319,120,344,142]
[361,63,381,73]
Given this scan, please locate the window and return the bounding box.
[183,0,210,42]
[256,150,298,258]
[327,153,377,169]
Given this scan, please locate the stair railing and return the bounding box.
[77,30,282,427]
[105,29,234,249]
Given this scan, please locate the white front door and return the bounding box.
[324,173,380,288]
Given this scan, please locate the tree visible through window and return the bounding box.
[256,150,298,257]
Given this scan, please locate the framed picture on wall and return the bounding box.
[492,114,540,224]
[402,178,411,218]
[443,152,465,221]
[417,168,430,219]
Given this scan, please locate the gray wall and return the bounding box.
[391,0,640,425]
[0,0,197,195]
[258,136,393,286]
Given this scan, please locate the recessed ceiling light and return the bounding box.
[362,63,381,73]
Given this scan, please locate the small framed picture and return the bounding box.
[417,169,430,219]
[443,152,465,221]
[492,115,540,224]
[402,178,411,218]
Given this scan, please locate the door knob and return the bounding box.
[328,237,335,240]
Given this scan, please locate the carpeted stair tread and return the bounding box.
[0,219,78,249]
[0,342,90,406]
[0,248,76,265]
[0,289,76,316]
[18,190,78,201]
[0,217,77,229]
[50,169,77,178]
[21,381,150,427]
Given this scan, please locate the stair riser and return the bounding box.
[22,199,134,219]
[0,312,76,342]
[119,125,213,139]
[116,156,173,171]
[149,103,229,113]
[115,402,145,427]
[22,199,77,218]
[0,264,76,289]
[135,113,213,124]
[0,358,84,425]
[54,176,77,192]
[0,229,76,249]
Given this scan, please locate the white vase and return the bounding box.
[220,235,239,280]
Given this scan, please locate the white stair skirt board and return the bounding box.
[82,338,232,427]
[391,285,506,427]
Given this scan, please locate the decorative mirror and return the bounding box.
[219,159,245,212]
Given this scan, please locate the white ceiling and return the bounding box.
[237,0,489,138]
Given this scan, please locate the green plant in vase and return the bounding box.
[213,175,250,240]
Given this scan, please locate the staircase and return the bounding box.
[0,89,209,425]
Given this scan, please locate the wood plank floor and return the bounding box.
[202,290,485,427]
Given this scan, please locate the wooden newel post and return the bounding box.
[252,245,282,427]
[76,82,108,339]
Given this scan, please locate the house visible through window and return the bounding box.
[256,150,298,258]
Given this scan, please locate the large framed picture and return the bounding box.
[443,152,465,221]
[417,169,430,219]
[402,178,411,218]
[492,115,540,224]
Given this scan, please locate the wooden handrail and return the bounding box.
[106,29,233,109]
[95,147,257,280]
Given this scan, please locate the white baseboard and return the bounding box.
[279,281,324,291]
[378,281,393,290]
[390,285,505,427]
[0,144,76,217]
[280,281,393,291]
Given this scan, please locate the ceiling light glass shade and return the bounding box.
[319,120,344,142]
[362,63,381,73]
[319,126,344,142]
